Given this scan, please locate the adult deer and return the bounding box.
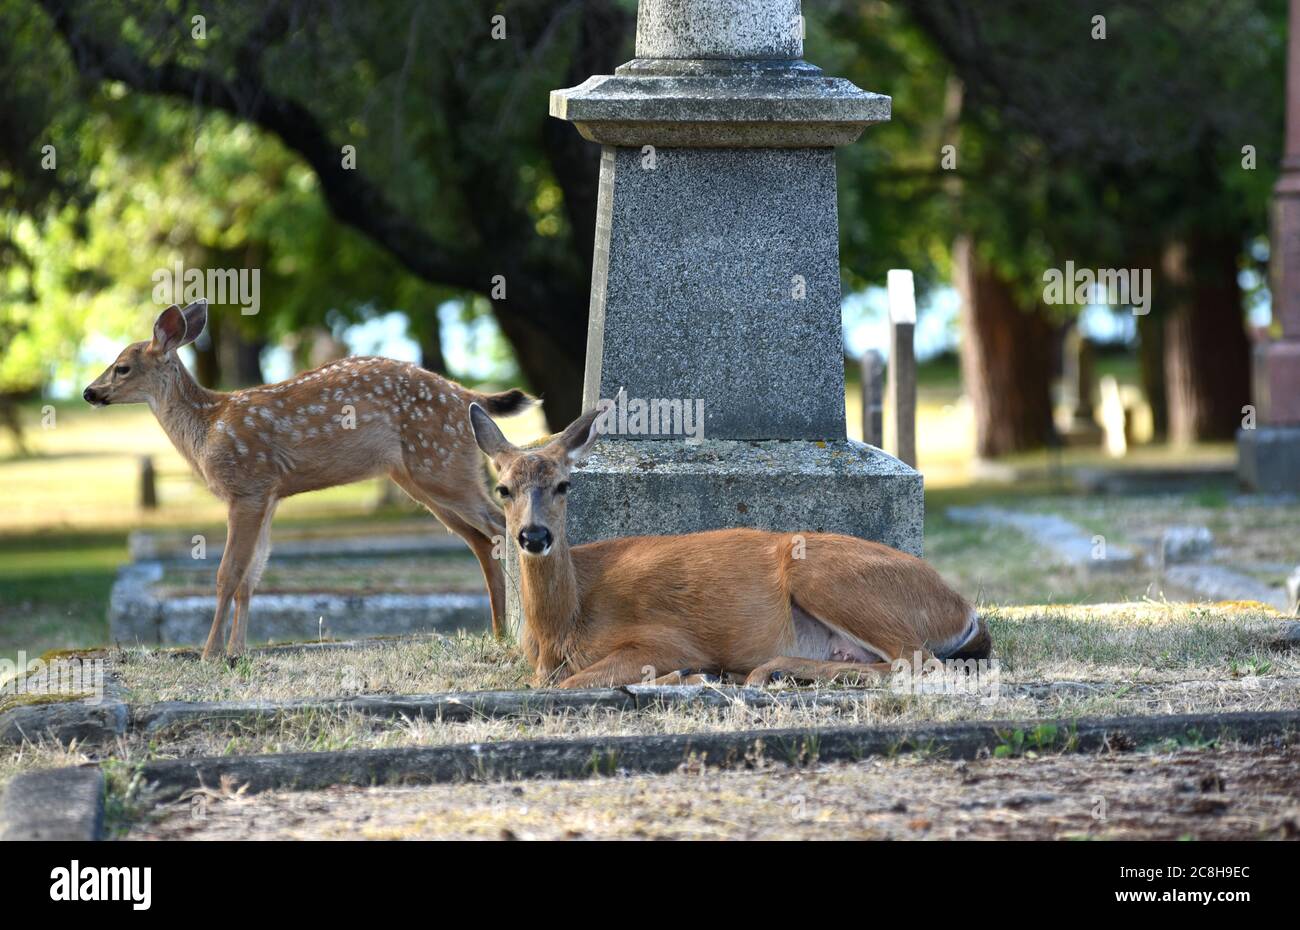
[469,403,990,689]
[84,301,533,659]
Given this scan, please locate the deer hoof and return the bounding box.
[760,668,807,686]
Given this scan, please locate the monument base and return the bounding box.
[504,438,923,637]
[1238,426,1300,493]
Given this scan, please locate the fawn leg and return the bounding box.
[392,472,509,638]
[227,501,276,656]
[426,503,506,638]
[201,499,272,662]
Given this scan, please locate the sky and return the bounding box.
[69,271,1276,396]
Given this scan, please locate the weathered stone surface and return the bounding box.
[569,437,922,545]
[0,699,127,746]
[129,528,467,562]
[1163,564,1291,614]
[132,709,1300,802]
[946,506,1138,573]
[583,146,847,441]
[111,582,489,646]
[1160,525,1214,564]
[0,767,104,841]
[1238,425,1300,493]
[636,0,802,59]
[551,59,889,147]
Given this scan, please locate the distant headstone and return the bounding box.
[139,456,158,510]
[1239,0,1300,492]
[1059,326,1102,446]
[1098,376,1128,458]
[860,349,884,448]
[1160,526,1214,565]
[885,270,917,468]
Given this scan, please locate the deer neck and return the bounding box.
[517,536,582,668]
[148,356,225,470]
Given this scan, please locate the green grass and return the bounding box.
[0,530,126,665]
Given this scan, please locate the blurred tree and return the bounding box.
[893,0,1284,447]
[25,0,634,427]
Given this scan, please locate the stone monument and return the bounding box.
[508,0,919,632]
[1240,0,1300,492]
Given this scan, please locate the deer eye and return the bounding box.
[495,485,511,500]
[114,365,131,376]
[555,481,570,496]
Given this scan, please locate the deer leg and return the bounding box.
[227,501,277,656]
[201,499,272,662]
[742,657,899,688]
[390,472,509,638]
[647,668,741,685]
[434,508,507,638]
[558,643,712,689]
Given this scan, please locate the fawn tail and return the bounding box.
[468,387,538,417]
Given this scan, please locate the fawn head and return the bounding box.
[83,301,207,406]
[469,403,604,557]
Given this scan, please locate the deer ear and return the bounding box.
[558,404,606,464]
[151,305,187,354]
[469,403,516,462]
[179,299,208,346]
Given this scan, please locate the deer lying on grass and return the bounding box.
[470,403,990,689]
[84,301,534,659]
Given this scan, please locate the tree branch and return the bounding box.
[38,0,482,293]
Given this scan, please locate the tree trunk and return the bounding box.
[192,315,220,388]
[410,308,448,376]
[953,235,1057,458]
[1162,235,1250,444]
[1136,309,1167,441]
[219,324,265,388]
[492,302,586,430]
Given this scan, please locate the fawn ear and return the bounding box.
[557,404,606,464]
[151,304,188,354]
[179,299,208,345]
[469,403,516,462]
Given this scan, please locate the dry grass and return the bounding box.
[115,632,533,704]
[114,602,1296,704]
[4,602,1295,798]
[124,741,1300,841]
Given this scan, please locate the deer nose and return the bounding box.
[82,387,97,404]
[518,526,553,554]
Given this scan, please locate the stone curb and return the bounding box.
[130,709,1300,804]
[0,684,883,746]
[0,766,105,841]
[12,673,1300,747]
[0,699,129,746]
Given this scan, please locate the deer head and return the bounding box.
[469,402,604,556]
[83,301,207,406]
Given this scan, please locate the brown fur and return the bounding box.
[470,404,988,689]
[85,302,532,659]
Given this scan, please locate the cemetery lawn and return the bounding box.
[121,741,1300,840]
[2,602,1288,796]
[5,601,1296,836]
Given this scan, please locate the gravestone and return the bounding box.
[1058,326,1103,447]
[510,0,920,633]
[1239,0,1300,492]
[884,270,917,467]
[860,349,884,448]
